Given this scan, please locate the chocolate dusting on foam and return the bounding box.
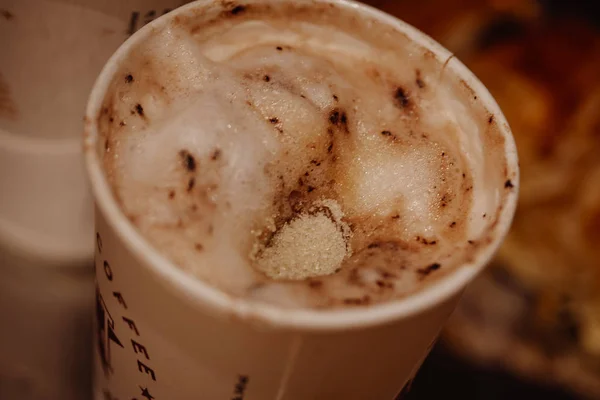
[288,190,303,212]
[223,4,248,17]
[394,87,411,108]
[328,108,350,135]
[416,69,425,89]
[179,150,197,172]
[308,279,323,289]
[96,0,510,310]
[187,177,195,192]
[211,149,222,161]
[376,279,394,290]
[343,295,371,306]
[418,263,441,277]
[347,267,363,287]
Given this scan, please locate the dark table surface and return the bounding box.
[406,344,580,400]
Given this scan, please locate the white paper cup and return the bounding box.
[0,1,188,399]
[84,1,519,399]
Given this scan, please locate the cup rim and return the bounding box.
[84,0,519,331]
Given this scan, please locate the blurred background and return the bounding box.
[371,1,600,399]
[0,0,598,399]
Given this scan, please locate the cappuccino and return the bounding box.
[97,0,511,309]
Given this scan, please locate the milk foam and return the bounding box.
[98,2,507,309]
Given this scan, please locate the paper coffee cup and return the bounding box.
[84,1,519,399]
[0,1,188,399]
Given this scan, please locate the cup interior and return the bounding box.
[84,0,519,330]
